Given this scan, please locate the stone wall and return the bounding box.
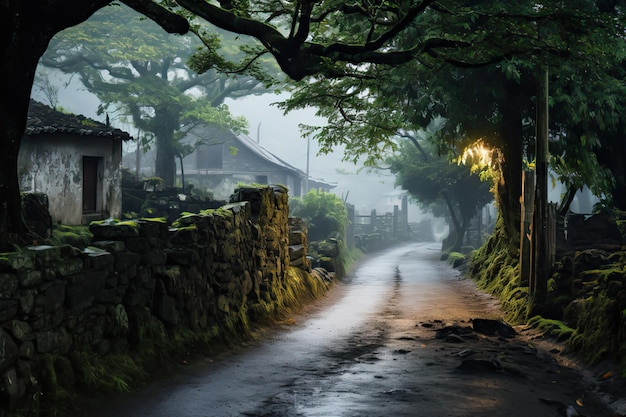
[0,185,329,416]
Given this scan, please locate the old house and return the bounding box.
[179,125,334,200]
[19,100,131,225]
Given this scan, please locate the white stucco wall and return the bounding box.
[19,134,123,225]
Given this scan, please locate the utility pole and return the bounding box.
[531,68,550,314]
[305,135,310,194]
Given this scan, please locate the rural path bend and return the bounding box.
[84,242,616,417]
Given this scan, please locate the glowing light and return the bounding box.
[460,139,494,169]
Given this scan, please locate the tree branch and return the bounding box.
[121,0,189,34]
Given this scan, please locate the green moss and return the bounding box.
[528,316,575,342]
[47,225,93,248]
[447,252,466,267]
[470,217,529,324]
[566,293,620,365]
[140,217,167,223]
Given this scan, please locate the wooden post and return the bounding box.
[370,209,376,233]
[393,205,399,238]
[477,206,483,247]
[346,203,355,249]
[401,195,409,237]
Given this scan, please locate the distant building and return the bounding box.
[19,100,131,225]
[178,125,335,200]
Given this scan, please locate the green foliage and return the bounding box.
[74,352,146,393]
[387,128,492,251]
[289,190,348,241]
[38,3,276,186]
[470,216,529,324]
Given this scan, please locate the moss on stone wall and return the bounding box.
[0,186,334,417]
[470,217,528,324]
[471,213,626,376]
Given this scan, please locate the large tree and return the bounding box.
[387,128,493,251]
[276,1,626,253]
[39,4,266,187]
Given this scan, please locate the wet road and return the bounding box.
[87,242,609,417]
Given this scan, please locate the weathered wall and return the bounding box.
[0,186,328,416]
[18,134,123,225]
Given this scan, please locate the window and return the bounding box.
[197,144,223,169]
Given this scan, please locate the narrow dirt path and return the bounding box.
[84,243,619,417]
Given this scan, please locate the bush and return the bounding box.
[289,190,348,241]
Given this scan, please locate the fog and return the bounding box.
[32,71,421,220]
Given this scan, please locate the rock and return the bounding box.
[435,324,474,339]
[445,334,466,343]
[0,274,18,298]
[472,318,516,338]
[0,299,18,323]
[457,358,501,373]
[0,329,19,372]
[0,367,25,411]
[35,329,72,354]
[10,321,33,342]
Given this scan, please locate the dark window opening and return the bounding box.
[83,156,101,213]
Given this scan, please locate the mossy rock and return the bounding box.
[447,252,466,268]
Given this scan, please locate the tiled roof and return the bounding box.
[25,100,132,141]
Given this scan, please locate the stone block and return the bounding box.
[82,249,114,271]
[19,341,34,360]
[18,291,34,315]
[289,244,306,259]
[25,245,61,264]
[124,237,151,253]
[0,274,18,299]
[35,329,72,354]
[0,254,34,272]
[115,252,141,274]
[55,258,84,277]
[17,270,41,287]
[90,222,139,239]
[66,271,106,311]
[142,249,167,266]
[0,329,19,372]
[154,292,178,325]
[91,240,126,253]
[42,281,66,314]
[169,227,199,245]
[10,321,33,342]
[0,299,19,323]
[95,288,123,305]
[165,248,199,265]
[124,287,152,308]
[138,219,169,240]
[1,367,25,412]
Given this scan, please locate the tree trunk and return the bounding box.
[0,9,51,248]
[496,79,524,255]
[153,105,180,187]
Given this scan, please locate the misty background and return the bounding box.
[31,70,425,221]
